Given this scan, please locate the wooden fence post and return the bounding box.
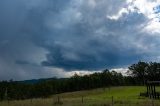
[152,97,154,106]
[82,96,84,103]
[58,96,60,104]
[30,98,32,105]
[112,96,114,106]
[7,99,9,106]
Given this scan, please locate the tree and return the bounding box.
[146,62,160,81]
[128,61,148,85]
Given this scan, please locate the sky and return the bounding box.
[0,0,160,81]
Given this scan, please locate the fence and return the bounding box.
[0,96,160,106]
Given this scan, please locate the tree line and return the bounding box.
[0,61,159,100]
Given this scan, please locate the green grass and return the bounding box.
[0,86,160,106]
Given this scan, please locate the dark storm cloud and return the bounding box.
[0,0,159,80]
[40,9,148,70]
[0,0,72,80]
[15,60,30,65]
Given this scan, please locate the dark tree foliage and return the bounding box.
[128,61,160,84]
[128,61,148,85]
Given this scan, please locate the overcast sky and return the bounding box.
[0,0,160,81]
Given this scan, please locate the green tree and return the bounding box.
[128,61,148,85]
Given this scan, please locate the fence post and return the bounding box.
[58,96,60,103]
[52,97,54,105]
[152,97,154,106]
[7,99,9,106]
[30,98,32,105]
[112,96,114,106]
[82,96,84,103]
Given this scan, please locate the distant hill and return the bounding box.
[17,77,58,84]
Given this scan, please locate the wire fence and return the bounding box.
[1,96,160,106]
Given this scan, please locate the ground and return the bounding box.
[0,86,160,106]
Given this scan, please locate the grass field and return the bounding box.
[0,86,160,106]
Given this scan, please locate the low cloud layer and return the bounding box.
[0,0,160,80]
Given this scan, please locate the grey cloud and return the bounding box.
[0,0,159,80]
[15,60,30,65]
[40,3,150,70]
